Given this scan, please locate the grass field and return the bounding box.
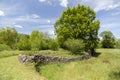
[0,56,45,80]
[0,49,120,80]
[39,49,120,80]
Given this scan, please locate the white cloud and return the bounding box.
[14,25,23,28]
[38,0,69,7]
[38,0,46,2]
[47,20,51,23]
[38,0,52,5]
[47,1,52,5]
[31,14,40,19]
[16,14,41,22]
[75,0,120,12]
[13,15,56,24]
[0,10,5,16]
[60,0,68,7]
[93,0,120,12]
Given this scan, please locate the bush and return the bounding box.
[49,39,59,50]
[17,37,31,50]
[40,40,49,50]
[97,42,102,48]
[64,39,85,55]
[115,39,120,49]
[0,44,11,51]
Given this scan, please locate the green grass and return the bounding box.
[0,49,75,58]
[39,49,120,80]
[0,51,20,58]
[0,56,45,80]
[0,49,120,80]
[24,49,77,58]
[0,49,77,80]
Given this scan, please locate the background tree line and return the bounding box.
[99,30,120,49]
[0,27,59,51]
[0,27,118,51]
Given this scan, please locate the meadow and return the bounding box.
[0,49,120,80]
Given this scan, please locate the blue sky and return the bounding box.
[0,0,120,38]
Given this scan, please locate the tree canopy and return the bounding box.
[54,4,100,51]
[100,31,115,48]
[17,33,31,50]
[30,30,44,51]
[115,39,120,49]
[0,27,18,49]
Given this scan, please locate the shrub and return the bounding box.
[0,44,11,51]
[40,40,49,50]
[115,39,120,49]
[64,39,85,55]
[49,39,59,50]
[17,37,31,50]
[97,42,102,48]
[30,30,44,51]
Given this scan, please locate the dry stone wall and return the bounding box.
[18,54,81,64]
[18,52,91,65]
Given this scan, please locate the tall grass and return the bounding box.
[0,49,120,80]
[0,51,21,58]
[0,56,44,80]
[39,49,120,80]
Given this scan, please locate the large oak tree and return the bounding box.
[54,4,100,53]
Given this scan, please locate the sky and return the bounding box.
[0,0,120,38]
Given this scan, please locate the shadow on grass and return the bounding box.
[109,70,120,80]
[92,52,101,57]
[34,62,43,73]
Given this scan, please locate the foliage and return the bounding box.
[49,39,59,50]
[97,42,102,48]
[0,44,11,51]
[64,39,85,55]
[0,27,18,49]
[42,33,52,50]
[17,34,31,50]
[54,4,100,51]
[30,31,59,51]
[0,27,59,51]
[100,31,115,48]
[115,39,120,49]
[30,30,44,51]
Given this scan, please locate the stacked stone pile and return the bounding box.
[18,54,82,65]
[18,51,91,65]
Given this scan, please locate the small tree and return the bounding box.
[100,31,115,48]
[115,39,120,49]
[30,30,44,51]
[17,34,31,50]
[49,39,59,50]
[0,27,18,49]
